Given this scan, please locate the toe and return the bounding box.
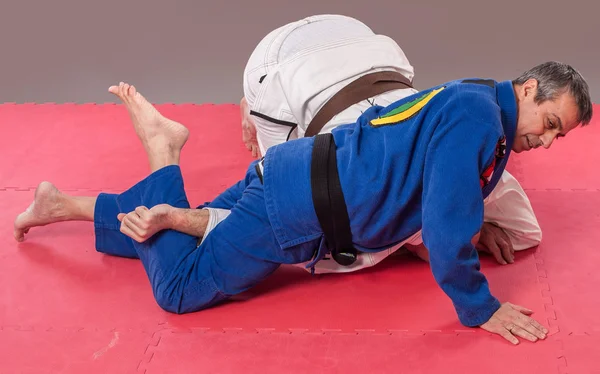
[122,84,131,100]
[13,228,24,242]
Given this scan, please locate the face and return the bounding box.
[513,79,580,153]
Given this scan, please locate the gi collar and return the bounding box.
[495,80,518,153]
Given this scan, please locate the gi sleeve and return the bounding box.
[421,111,502,327]
[483,171,542,250]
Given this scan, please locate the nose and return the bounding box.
[539,133,556,149]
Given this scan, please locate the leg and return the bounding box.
[14,182,95,241]
[13,181,214,258]
[15,82,191,252]
[108,84,316,311]
[108,82,189,172]
[12,182,142,258]
[117,162,317,313]
[196,171,252,210]
[95,82,192,258]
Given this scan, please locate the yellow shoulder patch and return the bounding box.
[370,87,446,126]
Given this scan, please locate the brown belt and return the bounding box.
[304,71,413,137]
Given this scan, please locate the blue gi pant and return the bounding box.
[93,162,321,313]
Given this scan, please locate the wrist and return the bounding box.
[162,205,178,230]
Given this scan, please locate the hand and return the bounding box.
[480,302,548,344]
[117,204,173,243]
[476,222,514,265]
[240,97,261,159]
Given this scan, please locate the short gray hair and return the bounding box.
[513,61,593,126]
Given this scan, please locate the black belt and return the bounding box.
[310,133,357,266]
[306,71,412,266]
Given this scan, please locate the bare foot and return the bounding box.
[14,182,68,242]
[108,82,190,169]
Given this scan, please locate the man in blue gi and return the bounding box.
[14,61,594,345]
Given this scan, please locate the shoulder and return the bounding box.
[429,79,503,134]
[434,79,500,112]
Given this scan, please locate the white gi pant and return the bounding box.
[205,14,542,274]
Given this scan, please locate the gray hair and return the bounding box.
[513,61,593,126]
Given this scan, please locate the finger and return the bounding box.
[510,325,539,342]
[510,310,548,339]
[117,213,126,221]
[507,303,549,336]
[517,315,548,338]
[498,236,514,263]
[498,328,520,345]
[486,239,507,265]
[516,318,548,340]
[480,319,518,344]
[135,206,150,220]
[492,226,514,258]
[122,215,146,240]
[120,220,143,242]
[126,211,144,227]
[508,303,534,315]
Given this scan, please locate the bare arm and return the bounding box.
[117,204,210,243]
[167,206,210,238]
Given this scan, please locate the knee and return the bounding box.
[154,292,186,314]
[153,280,227,314]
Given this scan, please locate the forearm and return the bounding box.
[167,207,210,238]
[421,116,502,327]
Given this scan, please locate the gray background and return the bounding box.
[1,0,597,104]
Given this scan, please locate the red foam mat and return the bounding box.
[1,103,599,373]
[526,191,600,335]
[0,103,251,194]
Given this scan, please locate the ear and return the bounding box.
[522,78,539,98]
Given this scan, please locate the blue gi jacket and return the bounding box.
[263,78,517,326]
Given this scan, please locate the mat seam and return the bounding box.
[8,324,574,337]
[535,248,567,373]
[137,328,164,374]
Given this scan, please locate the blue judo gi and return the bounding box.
[94,78,517,327]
